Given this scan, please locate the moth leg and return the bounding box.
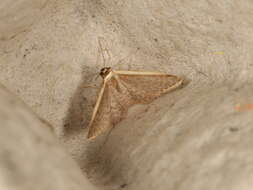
[83,84,98,88]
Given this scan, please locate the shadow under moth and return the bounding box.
[87,67,183,139]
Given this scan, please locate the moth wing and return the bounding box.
[87,77,132,139]
[115,71,183,103]
[87,82,111,139]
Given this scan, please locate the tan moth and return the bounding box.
[87,67,183,139]
[87,37,183,139]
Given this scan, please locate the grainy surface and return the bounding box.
[1,0,253,189]
[0,84,96,190]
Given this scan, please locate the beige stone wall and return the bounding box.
[1,0,253,189]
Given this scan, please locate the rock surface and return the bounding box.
[0,84,96,190]
[1,0,253,189]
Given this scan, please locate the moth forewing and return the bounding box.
[161,76,183,93]
[115,70,183,94]
[114,70,170,76]
[87,81,107,139]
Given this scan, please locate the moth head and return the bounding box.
[100,67,112,78]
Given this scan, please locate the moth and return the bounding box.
[87,67,183,139]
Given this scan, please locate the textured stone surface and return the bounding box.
[1,0,253,189]
[0,84,96,190]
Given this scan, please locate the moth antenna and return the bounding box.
[116,47,140,70]
[104,48,112,67]
[98,36,112,67]
[100,40,106,67]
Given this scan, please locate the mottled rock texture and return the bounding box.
[0,85,96,189]
[1,0,253,190]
